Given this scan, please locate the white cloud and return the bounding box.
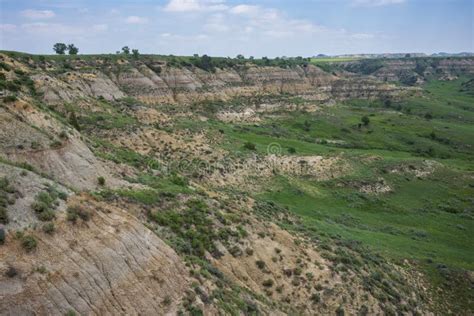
[20,9,55,19]
[21,23,82,35]
[19,23,110,36]
[0,24,17,32]
[164,0,227,12]
[352,0,405,6]
[352,33,375,39]
[125,16,149,24]
[204,13,230,32]
[92,24,108,32]
[229,5,259,15]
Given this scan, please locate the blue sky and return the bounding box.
[0,0,472,56]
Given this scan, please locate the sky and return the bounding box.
[0,0,473,57]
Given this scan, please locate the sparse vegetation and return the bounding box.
[42,222,55,234]
[21,234,37,252]
[243,141,256,151]
[0,50,472,315]
[67,205,91,223]
[0,227,5,245]
[31,188,61,221]
[262,279,274,287]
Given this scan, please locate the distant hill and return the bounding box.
[313,52,474,59]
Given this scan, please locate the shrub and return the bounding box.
[361,116,370,126]
[37,209,55,221]
[50,140,62,148]
[31,190,58,221]
[0,207,8,224]
[310,293,321,303]
[256,260,266,269]
[67,205,90,223]
[262,279,274,287]
[162,296,172,305]
[294,266,302,275]
[97,176,106,186]
[243,141,256,151]
[21,235,37,252]
[65,310,77,316]
[287,147,296,154]
[229,245,242,257]
[5,266,17,278]
[42,222,55,234]
[59,131,68,139]
[0,227,5,245]
[3,95,18,102]
[170,174,188,186]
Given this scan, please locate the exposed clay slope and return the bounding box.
[0,53,410,106]
[0,195,189,316]
[0,100,129,190]
[0,163,71,230]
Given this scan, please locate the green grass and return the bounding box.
[210,77,474,312]
[213,79,474,167]
[260,170,473,270]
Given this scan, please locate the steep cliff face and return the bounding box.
[0,99,127,190]
[0,53,411,107]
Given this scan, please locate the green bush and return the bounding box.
[243,142,256,151]
[67,205,90,223]
[310,293,321,303]
[170,174,188,186]
[42,222,55,234]
[262,279,274,287]
[21,235,37,252]
[97,176,106,186]
[0,227,5,245]
[3,95,18,102]
[361,116,370,126]
[150,199,216,257]
[0,207,8,224]
[37,209,55,221]
[256,260,266,269]
[31,189,58,221]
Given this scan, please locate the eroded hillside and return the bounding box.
[0,52,473,315]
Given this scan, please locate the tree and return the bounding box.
[236,54,245,60]
[122,46,130,55]
[200,54,213,71]
[53,43,67,55]
[361,115,370,126]
[132,49,139,59]
[262,56,270,66]
[67,44,79,55]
